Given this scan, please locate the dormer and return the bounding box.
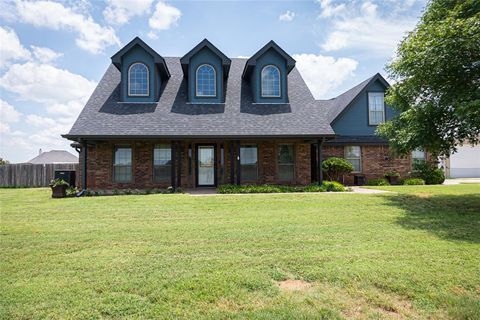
[111,37,170,103]
[180,39,231,103]
[242,41,295,104]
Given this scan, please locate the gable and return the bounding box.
[331,78,397,136]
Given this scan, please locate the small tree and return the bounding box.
[322,157,354,182]
[0,158,9,165]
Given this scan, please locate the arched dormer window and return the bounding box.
[196,64,216,97]
[261,65,281,97]
[128,63,149,96]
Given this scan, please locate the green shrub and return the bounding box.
[49,178,69,188]
[384,171,400,178]
[303,184,327,192]
[66,186,78,196]
[412,161,445,185]
[322,157,354,182]
[217,182,345,194]
[366,178,390,186]
[322,181,345,192]
[403,178,425,185]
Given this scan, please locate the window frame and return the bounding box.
[411,149,426,165]
[113,145,133,183]
[344,146,362,173]
[153,144,172,183]
[367,92,386,126]
[240,144,259,182]
[195,64,217,97]
[276,143,295,182]
[261,65,281,98]
[128,62,149,97]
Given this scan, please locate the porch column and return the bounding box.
[317,138,324,184]
[176,142,182,188]
[236,141,241,185]
[171,141,176,189]
[230,141,235,184]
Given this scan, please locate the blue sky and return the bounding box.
[0,0,426,163]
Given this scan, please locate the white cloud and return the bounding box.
[16,0,120,54]
[0,26,31,68]
[318,0,418,55]
[293,53,358,99]
[318,0,346,18]
[25,114,56,127]
[148,1,181,37]
[0,62,96,104]
[104,0,154,25]
[0,99,22,123]
[30,46,63,63]
[279,10,295,22]
[0,61,95,161]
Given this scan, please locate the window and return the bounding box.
[128,63,149,96]
[196,64,216,97]
[261,65,280,97]
[154,144,171,182]
[345,146,361,172]
[412,149,426,165]
[240,145,258,181]
[114,146,132,182]
[277,144,294,181]
[368,92,385,125]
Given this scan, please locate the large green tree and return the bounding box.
[378,0,480,157]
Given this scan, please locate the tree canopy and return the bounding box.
[378,0,480,157]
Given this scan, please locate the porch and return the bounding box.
[79,139,326,190]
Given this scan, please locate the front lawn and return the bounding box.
[1,185,479,319]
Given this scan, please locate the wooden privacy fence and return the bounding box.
[0,163,78,187]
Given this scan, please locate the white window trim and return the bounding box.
[128,62,149,97]
[345,146,362,173]
[195,64,217,97]
[412,149,426,163]
[368,92,385,126]
[261,65,281,98]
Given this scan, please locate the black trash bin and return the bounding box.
[54,170,76,187]
[354,174,366,186]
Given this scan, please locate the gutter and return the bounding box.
[72,140,88,197]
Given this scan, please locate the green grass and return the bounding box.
[1,185,479,319]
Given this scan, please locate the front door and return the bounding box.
[196,145,216,187]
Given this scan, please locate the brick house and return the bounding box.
[63,37,424,190]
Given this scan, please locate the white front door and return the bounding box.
[197,146,215,186]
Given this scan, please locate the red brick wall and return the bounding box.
[323,145,413,185]
[78,140,312,190]
[77,140,418,189]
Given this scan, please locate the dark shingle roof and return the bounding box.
[28,150,78,164]
[64,57,334,140]
[322,73,390,123]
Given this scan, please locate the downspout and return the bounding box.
[76,140,87,197]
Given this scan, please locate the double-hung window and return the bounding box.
[240,145,258,181]
[368,92,385,125]
[277,144,294,181]
[345,146,362,172]
[154,144,172,182]
[114,146,132,182]
[412,149,426,165]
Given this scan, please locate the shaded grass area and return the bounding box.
[1,186,479,319]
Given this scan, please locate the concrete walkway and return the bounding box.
[443,178,480,185]
[184,187,391,196]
